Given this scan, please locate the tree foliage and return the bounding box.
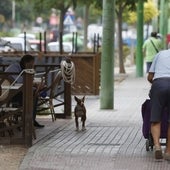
[0,0,34,29]
[128,0,159,24]
[0,0,12,21]
[30,0,75,12]
[76,0,102,20]
[114,0,148,73]
[115,0,137,13]
[16,0,76,22]
[115,0,138,73]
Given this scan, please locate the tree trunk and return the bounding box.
[100,0,115,109]
[59,10,65,34]
[58,6,68,53]
[117,10,125,73]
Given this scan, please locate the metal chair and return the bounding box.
[0,75,36,139]
[37,70,63,121]
[0,76,23,137]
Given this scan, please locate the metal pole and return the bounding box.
[136,0,144,77]
[159,0,167,48]
[152,0,158,32]
[12,0,15,28]
[23,71,33,147]
[159,0,165,35]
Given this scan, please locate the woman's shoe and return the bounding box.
[164,153,170,161]
[34,120,45,128]
[154,147,163,159]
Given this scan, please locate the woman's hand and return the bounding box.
[147,72,154,84]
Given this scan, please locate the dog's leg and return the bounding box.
[81,116,86,131]
[75,117,79,131]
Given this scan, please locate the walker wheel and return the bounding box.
[146,139,150,151]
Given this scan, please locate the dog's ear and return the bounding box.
[74,96,78,102]
[82,96,85,102]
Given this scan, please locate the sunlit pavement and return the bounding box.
[19,66,170,170]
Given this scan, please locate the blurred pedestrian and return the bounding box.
[143,32,163,73]
[5,54,45,128]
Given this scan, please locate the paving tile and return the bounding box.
[19,66,170,170]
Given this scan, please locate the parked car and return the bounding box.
[28,39,45,51]
[0,37,32,52]
[0,37,32,65]
[63,33,83,51]
[17,33,36,40]
[47,41,73,52]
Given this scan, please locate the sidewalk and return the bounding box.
[19,66,170,170]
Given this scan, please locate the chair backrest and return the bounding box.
[49,71,62,99]
[0,76,14,102]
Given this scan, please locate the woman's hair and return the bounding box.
[151,32,157,38]
[20,54,35,69]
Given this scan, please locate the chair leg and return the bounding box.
[32,121,36,139]
[49,100,55,121]
[52,107,55,121]
[50,106,55,122]
[0,122,6,137]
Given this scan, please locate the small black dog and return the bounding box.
[74,96,86,131]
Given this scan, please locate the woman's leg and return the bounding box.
[166,124,170,153]
[151,122,161,148]
[164,124,170,160]
[151,122,163,159]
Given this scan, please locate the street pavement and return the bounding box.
[19,66,170,170]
